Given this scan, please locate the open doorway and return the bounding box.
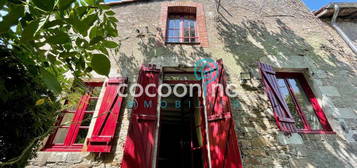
[157,68,205,168]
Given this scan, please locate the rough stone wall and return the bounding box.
[27,0,357,168]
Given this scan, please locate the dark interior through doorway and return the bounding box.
[157,82,204,168]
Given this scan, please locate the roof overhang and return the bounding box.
[314,2,357,19]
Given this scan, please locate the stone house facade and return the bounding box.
[27,0,357,168]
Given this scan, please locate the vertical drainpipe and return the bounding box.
[331,4,357,55]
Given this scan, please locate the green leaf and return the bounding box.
[43,19,65,29]
[82,13,98,27]
[89,26,103,39]
[0,4,25,34]
[21,20,40,42]
[108,16,118,23]
[106,10,115,16]
[75,6,88,18]
[16,22,23,34]
[91,54,110,76]
[0,0,6,9]
[32,0,56,11]
[85,0,96,6]
[102,40,118,48]
[98,46,109,55]
[69,12,97,37]
[41,70,62,93]
[58,0,75,10]
[75,38,89,48]
[99,4,110,10]
[90,36,103,45]
[47,53,57,64]
[47,31,71,44]
[35,98,45,105]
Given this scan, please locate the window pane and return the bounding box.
[53,128,69,144]
[184,38,190,43]
[168,29,179,37]
[67,97,81,111]
[60,113,74,126]
[81,113,93,126]
[86,98,98,111]
[168,16,180,29]
[184,28,190,38]
[277,78,304,129]
[168,19,176,29]
[190,21,195,29]
[184,19,190,29]
[190,30,195,38]
[288,78,322,130]
[167,29,180,42]
[91,86,102,97]
[75,129,89,144]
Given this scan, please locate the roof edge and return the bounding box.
[314,2,357,17]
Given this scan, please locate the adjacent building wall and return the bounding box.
[337,19,357,46]
[27,0,357,168]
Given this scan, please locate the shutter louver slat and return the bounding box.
[258,62,297,133]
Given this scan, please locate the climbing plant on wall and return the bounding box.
[0,0,119,167]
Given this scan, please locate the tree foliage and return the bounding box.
[0,0,119,167]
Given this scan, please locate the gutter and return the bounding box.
[330,4,357,55]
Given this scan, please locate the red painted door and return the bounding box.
[204,59,243,168]
[121,64,160,168]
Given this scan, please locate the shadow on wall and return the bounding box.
[94,3,356,166]
[115,27,213,78]
[93,23,215,165]
[216,3,356,168]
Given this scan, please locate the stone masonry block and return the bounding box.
[47,152,67,163]
[319,86,341,97]
[332,108,356,119]
[277,133,303,145]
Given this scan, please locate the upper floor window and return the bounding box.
[166,14,197,43]
[161,2,208,47]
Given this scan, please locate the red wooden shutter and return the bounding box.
[121,64,160,168]
[258,62,297,133]
[87,77,127,152]
[204,59,242,168]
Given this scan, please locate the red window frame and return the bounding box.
[166,14,199,44]
[43,82,103,151]
[276,72,334,134]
